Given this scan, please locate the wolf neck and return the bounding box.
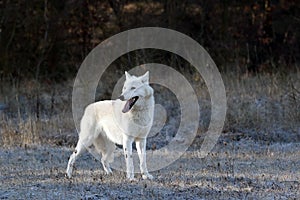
[129,96,154,127]
[131,95,154,113]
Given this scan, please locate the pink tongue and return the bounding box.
[122,99,133,113]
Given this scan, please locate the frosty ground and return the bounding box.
[1,135,299,200]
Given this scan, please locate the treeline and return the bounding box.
[0,0,299,81]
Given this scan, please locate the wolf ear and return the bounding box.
[125,71,131,79]
[140,71,149,84]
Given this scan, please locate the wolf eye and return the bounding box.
[131,87,136,90]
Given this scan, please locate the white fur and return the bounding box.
[66,71,154,180]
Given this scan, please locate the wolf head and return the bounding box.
[119,71,153,113]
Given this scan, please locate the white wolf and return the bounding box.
[66,71,154,180]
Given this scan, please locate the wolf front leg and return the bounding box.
[136,138,153,180]
[123,135,135,180]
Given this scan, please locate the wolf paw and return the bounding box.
[66,170,72,179]
[126,173,136,181]
[66,166,73,178]
[104,167,113,175]
[142,173,153,180]
[129,177,137,182]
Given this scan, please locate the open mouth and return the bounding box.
[122,96,139,113]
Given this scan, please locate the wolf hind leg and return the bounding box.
[66,138,88,178]
[102,140,115,174]
[94,135,115,174]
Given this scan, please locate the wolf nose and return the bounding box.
[119,95,125,101]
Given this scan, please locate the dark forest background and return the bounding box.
[1,0,299,82]
[0,0,299,147]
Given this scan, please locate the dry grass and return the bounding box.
[1,69,299,147]
[224,70,300,142]
[0,79,76,148]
